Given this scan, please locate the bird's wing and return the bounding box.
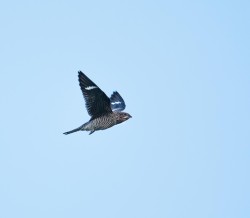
[78,71,112,118]
[110,91,126,111]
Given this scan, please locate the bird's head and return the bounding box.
[116,112,132,124]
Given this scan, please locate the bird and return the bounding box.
[63,71,132,135]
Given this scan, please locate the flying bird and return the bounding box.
[63,71,132,135]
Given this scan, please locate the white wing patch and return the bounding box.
[85,86,97,90]
[111,101,122,105]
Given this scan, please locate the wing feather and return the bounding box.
[78,71,112,118]
[110,91,126,111]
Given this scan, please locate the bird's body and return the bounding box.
[64,71,131,135]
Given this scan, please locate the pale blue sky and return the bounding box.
[0,1,249,218]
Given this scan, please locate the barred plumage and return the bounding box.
[64,71,132,135]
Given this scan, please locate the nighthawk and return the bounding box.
[63,71,132,135]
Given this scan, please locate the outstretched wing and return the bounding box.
[110,91,126,111]
[78,71,112,118]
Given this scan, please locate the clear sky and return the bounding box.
[0,1,249,218]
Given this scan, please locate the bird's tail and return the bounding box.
[63,124,84,135]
